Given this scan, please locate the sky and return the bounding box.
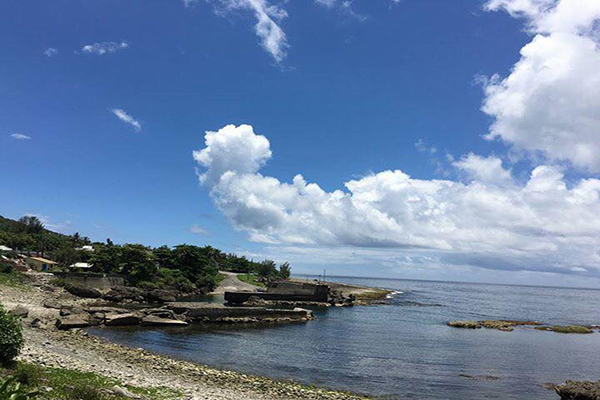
[2,0,600,288]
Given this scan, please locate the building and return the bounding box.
[75,245,95,252]
[68,262,93,270]
[26,256,58,272]
[0,245,13,252]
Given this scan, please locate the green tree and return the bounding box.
[170,245,218,292]
[17,216,45,235]
[118,244,157,284]
[255,260,278,282]
[89,242,122,273]
[278,262,291,280]
[54,246,79,268]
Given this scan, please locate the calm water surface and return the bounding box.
[90,277,600,399]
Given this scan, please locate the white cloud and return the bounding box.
[43,48,58,57]
[453,153,513,185]
[314,0,367,21]
[204,0,288,63]
[111,109,142,132]
[482,0,600,172]
[190,224,209,235]
[194,124,600,277]
[81,41,129,55]
[10,133,31,140]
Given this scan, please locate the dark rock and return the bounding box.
[556,380,600,399]
[9,305,29,318]
[146,289,176,303]
[144,308,176,319]
[30,318,49,329]
[64,283,102,299]
[56,316,91,330]
[447,320,482,329]
[59,308,72,317]
[105,313,142,326]
[43,300,63,309]
[459,373,500,381]
[141,315,188,326]
[102,286,145,303]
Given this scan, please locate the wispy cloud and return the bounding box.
[111,109,142,132]
[11,133,31,140]
[43,48,58,57]
[202,0,289,63]
[81,41,129,55]
[314,0,367,21]
[190,224,209,235]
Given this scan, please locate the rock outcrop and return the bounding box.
[9,305,29,318]
[105,313,142,326]
[64,283,102,299]
[556,380,600,399]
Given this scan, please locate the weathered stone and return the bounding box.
[141,315,188,326]
[447,320,482,329]
[535,325,593,334]
[102,286,145,303]
[556,380,600,399]
[111,385,141,399]
[64,283,102,299]
[146,289,176,303]
[9,305,29,318]
[143,308,176,319]
[105,313,142,326]
[59,308,72,317]
[56,316,91,330]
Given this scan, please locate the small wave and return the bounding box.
[386,291,404,299]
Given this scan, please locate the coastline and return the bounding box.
[1,277,371,399]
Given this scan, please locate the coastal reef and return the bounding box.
[447,319,593,333]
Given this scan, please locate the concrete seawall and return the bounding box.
[168,302,314,323]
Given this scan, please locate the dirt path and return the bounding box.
[211,271,258,294]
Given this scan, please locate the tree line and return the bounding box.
[0,215,291,293]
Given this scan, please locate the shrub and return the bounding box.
[0,376,40,399]
[0,304,23,366]
[0,262,13,274]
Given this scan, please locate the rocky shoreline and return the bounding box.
[1,278,367,399]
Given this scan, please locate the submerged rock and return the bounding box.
[556,380,600,399]
[447,320,481,329]
[535,325,593,334]
[448,319,542,331]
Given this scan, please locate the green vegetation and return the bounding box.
[0,305,23,367]
[0,363,180,400]
[0,215,293,295]
[238,273,265,287]
[0,272,28,289]
[0,376,40,399]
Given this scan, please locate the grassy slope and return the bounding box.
[0,362,181,400]
[237,273,265,287]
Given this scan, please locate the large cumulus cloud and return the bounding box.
[194,124,600,276]
[483,0,600,172]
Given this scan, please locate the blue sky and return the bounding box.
[3,0,600,287]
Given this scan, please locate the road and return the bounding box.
[211,271,258,294]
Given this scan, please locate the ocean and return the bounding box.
[90,277,600,399]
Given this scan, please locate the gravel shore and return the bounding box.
[1,280,368,400]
